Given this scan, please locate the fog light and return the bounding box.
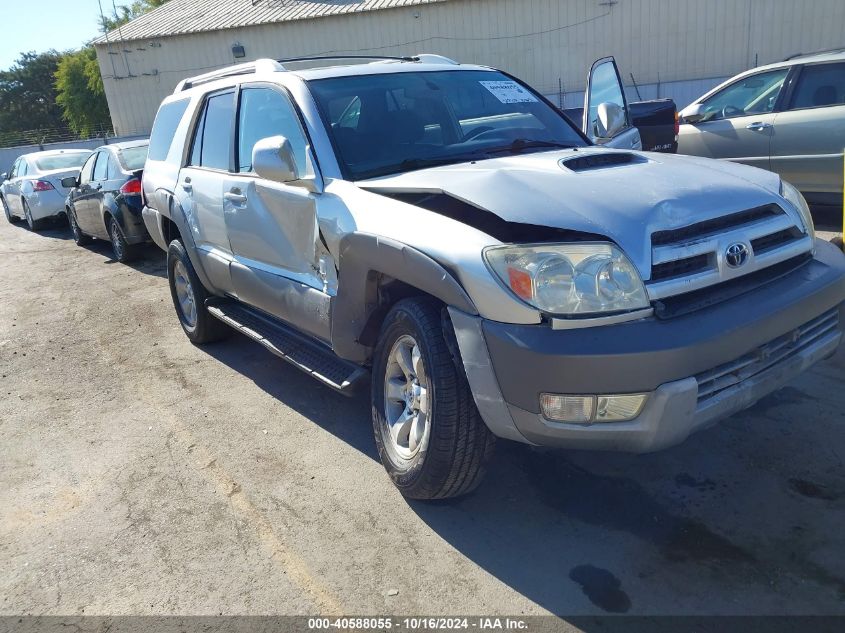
[540,394,595,423]
[540,393,648,424]
[596,394,647,421]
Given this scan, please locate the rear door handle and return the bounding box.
[746,122,773,131]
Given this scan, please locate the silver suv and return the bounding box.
[141,54,845,499]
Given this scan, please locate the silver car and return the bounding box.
[678,49,845,209]
[1,149,92,230]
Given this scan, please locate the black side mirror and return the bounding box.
[61,176,78,188]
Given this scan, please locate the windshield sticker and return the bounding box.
[479,81,539,104]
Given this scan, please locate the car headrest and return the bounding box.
[812,85,837,107]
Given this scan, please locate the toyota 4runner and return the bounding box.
[141,54,845,499]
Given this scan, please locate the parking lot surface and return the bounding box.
[1,219,844,618]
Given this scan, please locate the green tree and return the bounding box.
[55,47,112,138]
[100,0,170,33]
[0,51,65,145]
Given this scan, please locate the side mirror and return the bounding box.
[679,103,706,124]
[61,176,78,188]
[595,102,626,139]
[252,136,322,193]
[0,173,7,182]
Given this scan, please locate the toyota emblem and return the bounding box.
[725,242,750,268]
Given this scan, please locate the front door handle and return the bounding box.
[224,190,247,204]
[746,122,773,131]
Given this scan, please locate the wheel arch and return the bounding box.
[331,232,478,363]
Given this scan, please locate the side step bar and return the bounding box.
[206,300,368,395]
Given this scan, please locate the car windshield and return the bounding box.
[34,153,90,171]
[119,145,149,170]
[308,69,586,180]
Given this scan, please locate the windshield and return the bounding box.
[34,152,90,171]
[308,70,586,180]
[119,145,149,170]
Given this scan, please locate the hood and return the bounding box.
[359,148,784,276]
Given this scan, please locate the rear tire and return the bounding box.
[22,199,44,231]
[108,216,138,263]
[372,297,495,500]
[67,207,92,246]
[167,239,230,344]
[2,195,18,224]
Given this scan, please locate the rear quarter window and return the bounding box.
[148,99,190,161]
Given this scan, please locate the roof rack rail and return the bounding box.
[276,54,460,67]
[413,53,459,65]
[277,54,418,65]
[176,58,285,92]
[783,46,845,61]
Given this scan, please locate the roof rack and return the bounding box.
[176,58,285,91]
[174,53,461,92]
[783,46,845,61]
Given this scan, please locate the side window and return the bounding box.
[196,92,234,171]
[237,87,309,174]
[92,152,109,181]
[587,59,628,137]
[79,153,97,184]
[188,103,207,167]
[107,154,122,179]
[700,68,789,121]
[18,160,28,177]
[148,98,190,161]
[9,158,20,178]
[788,62,845,110]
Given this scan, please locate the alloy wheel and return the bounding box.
[173,259,198,328]
[383,334,431,459]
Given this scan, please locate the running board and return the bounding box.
[206,300,368,395]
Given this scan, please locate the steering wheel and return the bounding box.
[462,126,495,141]
[721,105,744,119]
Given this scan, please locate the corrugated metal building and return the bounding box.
[94,0,845,135]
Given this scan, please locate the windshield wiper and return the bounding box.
[485,138,577,154]
[356,153,486,179]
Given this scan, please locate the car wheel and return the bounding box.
[108,216,137,263]
[167,239,230,344]
[67,207,91,246]
[372,297,495,500]
[1,195,18,224]
[22,199,44,231]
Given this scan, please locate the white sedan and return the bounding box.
[1,149,92,231]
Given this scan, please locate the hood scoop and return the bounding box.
[559,152,644,172]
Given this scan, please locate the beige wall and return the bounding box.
[96,0,845,135]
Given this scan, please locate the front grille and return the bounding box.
[651,253,711,282]
[750,227,803,254]
[695,309,840,405]
[651,205,782,246]
[647,204,812,301]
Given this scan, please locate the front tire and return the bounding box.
[372,297,495,500]
[2,195,18,224]
[167,239,230,344]
[22,199,44,231]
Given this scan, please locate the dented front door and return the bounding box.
[222,84,330,341]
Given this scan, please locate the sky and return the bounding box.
[1,0,109,70]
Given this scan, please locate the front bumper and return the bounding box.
[451,239,845,452]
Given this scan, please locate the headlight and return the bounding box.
[780,180,815,241]
[484,242,649,315]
